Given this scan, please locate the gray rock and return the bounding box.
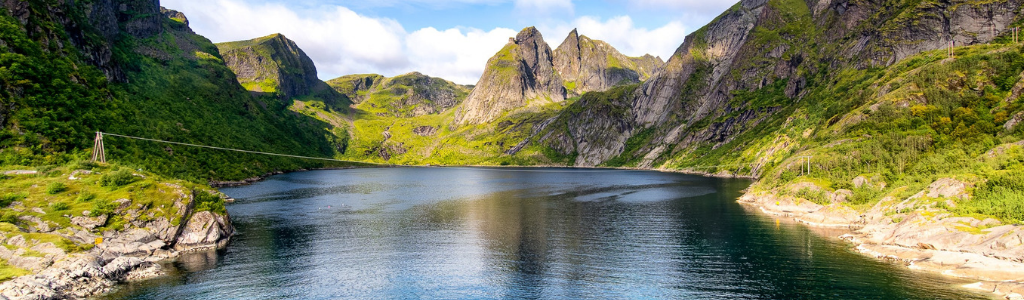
[175,211,233,251]
[926,178,971,199]
[6,235,26,248]
[70,215,107,230]
[412,126,438,137]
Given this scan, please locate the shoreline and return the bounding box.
[737,190,1024,299]
[0,187,234,300]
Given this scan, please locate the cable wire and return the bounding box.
[100,132,365,164]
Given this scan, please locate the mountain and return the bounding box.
[542,0,1024,170]
[455,27,567,124]
[553,29,663,96]
[326,74,387,104]
[216,34,344,104]
[326,72,470,117]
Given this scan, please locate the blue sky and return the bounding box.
[162,0,738,84]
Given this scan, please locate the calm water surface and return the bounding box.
[106,167,990,299]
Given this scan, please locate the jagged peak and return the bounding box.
[160,7,189,26]
[514,26,544,43]
[565,28,581,41]
[216,33,298,52]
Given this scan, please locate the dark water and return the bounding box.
[105,168,990,299]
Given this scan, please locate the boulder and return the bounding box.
[18,216,52,233]
[926,178,971,199]
[174,211,233,251]
[70,215,108,230]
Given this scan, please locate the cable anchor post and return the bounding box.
[91,132,106,163]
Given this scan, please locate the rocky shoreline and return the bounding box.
[738,178,1024,300]
[0,189,234,300]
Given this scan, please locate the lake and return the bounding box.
[104,167,989,299]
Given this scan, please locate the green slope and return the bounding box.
[0,2,353,182]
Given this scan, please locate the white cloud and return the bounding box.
[538,16,687,60]
[406,27,518,84]
[161,0,689,85]
[163,0,518,84]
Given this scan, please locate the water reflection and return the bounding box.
[105,168,989,300]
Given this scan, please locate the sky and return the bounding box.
[162,0,739,84]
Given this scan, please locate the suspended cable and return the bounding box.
[97,132,364,164]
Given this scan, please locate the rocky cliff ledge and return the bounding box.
[0,181,233,300]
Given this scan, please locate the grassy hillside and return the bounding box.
[0,2,354,182]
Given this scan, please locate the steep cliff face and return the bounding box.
[553,29,663,96]
[1,0,165,82]
[327,72,469,117]
[555,0,1024,169]
[539,85,638,167]
[216,34,328,101]
[456,27,566,124]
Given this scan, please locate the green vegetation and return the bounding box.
[0,161,213,276]
[99,168,138,188]
[45,182,67,195]
[194,190,227,215]
[0,1,357,183]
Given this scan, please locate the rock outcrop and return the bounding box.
[456,27,566,124]
[326,74,387,104]
[0,187,234,300]
[0,0,167,82]
[539,85,638,166]
[553,29,663,96]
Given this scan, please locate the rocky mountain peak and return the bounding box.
[216,33,323,101]
[160,7,189,27]
[552,29,663,96]
[455,27,566,124]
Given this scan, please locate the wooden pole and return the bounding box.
[92,132,106,163]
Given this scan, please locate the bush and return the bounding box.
[0,193,25,207]
[75,192,96,202]
[100,169,137,187]
[46,182,68,194]
[0,212,19,224]
[50,202,70,211]
[71,160,98,171]
[90,199,116,217]
[193,190,226,215]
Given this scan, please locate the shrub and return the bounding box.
[193,190,227,215]
[0,212,19,224]
[71,160,98,171]
[46,182,68,194]
[50,202,70,211]
[90,199,116,217]
[100,169,137,187]
[75,192,96,202]
[0,193,25,207]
